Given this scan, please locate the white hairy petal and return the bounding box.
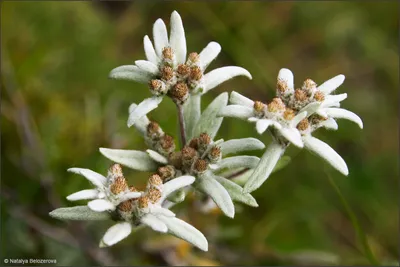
[198,41,221,70]
[299,102,321,117]
[322,93,347,108]
[156,215,208,251]
[101,222,132,247]
[256,119,281,134]
[99,148,159,172]
[135,60,159,76]
[128,103,150,136]
[219,138,265,156]
[66,189,99,201]
[149,206,176,217]
[192,92,228,139]
[278,68,294,91]
[213,156,260,172]
[324,108,363,129]
[146,149,168,164]
[319,117,338,130]
[243,141,285,193]
[303,135,349,176]
[290,111,308,128]
[153,18,169,57]
[219,105,253,120]
[127,96,163,127]
[88,199,115,212]
[141,214,168,233]
[203,67,252,93]
[143,35,159,64]
[196,172,235,218]
[169,11,186,64]
[118,192,142,203]
[49,206,110,221]
[109,65,151,83]
[317,74,345,95]
[278,127,304,148]
[214,175,258,207]
[160,175,195,202]
[183,94,201,140]
[229,91,254,107]
[67,168,107,189]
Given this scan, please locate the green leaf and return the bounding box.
[192,92,228,139]
[183,94,201,140]
[49,206,110,221]
[214,175,258,207]
[99,148,159,172]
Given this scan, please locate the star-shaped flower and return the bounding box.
[109,11,251,126]
[219,68,363,193]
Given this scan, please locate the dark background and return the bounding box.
[1,1,398,266]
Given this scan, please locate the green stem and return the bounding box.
[177,104,187,148]
[327,174,380,266]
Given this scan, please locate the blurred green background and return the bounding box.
[1,1,398,266]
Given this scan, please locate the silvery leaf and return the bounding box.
[169,11,186,65]
[109,65,151,83]
[219,105,253,120]
[195,172,235,218]
[243,141,285,193]
[146,149,168,164]
[49,206,110,221]
[160,175,195,202]
[229,91,254,108]
[303,135,349,176]
[317,74,345,95]
[183,94,201,140]
[192,92,228,139]
[141,214,168,233]
[212,156,260,172]
[156,215,208,251]
[214,175,258,207]
[324,108,363,129]
[219,138,265,156]
[128,103,150,136]
[99,148,159,172]
[67,168,106,189]
[153,18,169,57]
[203,66,252,93]
[100,222,132,247]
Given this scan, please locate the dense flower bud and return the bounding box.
[168,151,183,169]
[188,138,199,150]
[313,90,325,102]
[108,163,123,181]
[294,89,308,102]
[187,52,200,65]
[177,64,191,77]
[208,146,221,163]
[157,165,176,182]
[147,187,162,204]
[194,158,208,174]
[169,82,189,104]
[110,176,128,195]
[159,135,176,154]
[161,66,174,81]
[297,118,310,131]
[149,79,167,95]
[283,108,296,121]
[302,78,317,93]
[267,98,286,113]
[148,174,163,188]
[138,195,149,209]
[189,66,202,81]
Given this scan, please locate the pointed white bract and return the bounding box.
[101,222,132,247]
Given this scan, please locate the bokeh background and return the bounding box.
[1,1,398,266]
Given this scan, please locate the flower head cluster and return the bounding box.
[109,11,251,127]
[220,68,363,192]
[49,10,364,255]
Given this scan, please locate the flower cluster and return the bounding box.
[220,68,363,192]
[49,10,363,253]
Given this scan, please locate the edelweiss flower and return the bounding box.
[98,174,207,249]
[52,165,207,250]
[100,93,262,219]
[219,68,363,193]
[66,164,142,211]
[109,11,251,126]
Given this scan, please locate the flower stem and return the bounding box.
[177,104,187,148]
[326,173,380,266]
